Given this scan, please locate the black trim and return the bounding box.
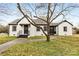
[17,16,25,24]
[56,20,73,26]
[9,24,18,25]
[8,16,24,25]
[9,18,73,27]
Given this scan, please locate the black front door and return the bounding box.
[24,25,28,34]
[50,26,56,35]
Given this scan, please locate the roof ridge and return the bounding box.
[9,17,73,26]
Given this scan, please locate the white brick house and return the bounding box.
[9,17,73,37]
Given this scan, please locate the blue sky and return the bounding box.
[0,3,79,27]
[0,3,18,25]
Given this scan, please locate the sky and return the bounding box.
[0,3,79,27]
[0,3,20,25]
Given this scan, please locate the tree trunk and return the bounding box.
[46,23,50,42]
[46,35,50,42]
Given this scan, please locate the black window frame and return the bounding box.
[44,26,47,31]
[36,27,40,31]
[63,26,67,32]
[12,26,16,31]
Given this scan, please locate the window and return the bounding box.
[12,26,16,31]
[36,27,40,31]
[44,26,47,31]
[63,26,67,32]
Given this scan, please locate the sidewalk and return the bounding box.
[0,38,46,54]
[0,38,27,54]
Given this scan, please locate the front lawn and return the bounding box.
[1,36,79,56]
[27,36,46,40]
[0,36,16,44]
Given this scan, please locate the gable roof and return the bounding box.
[9,17,24,25]
[56,20,73,26]
[9,17,73,26]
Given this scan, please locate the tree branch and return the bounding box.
[17,3,47,36]
[47,3,51,21]
[49,3,57,20]
[50,6,76,23]
[34,16,47,23]
[17,3,38,26]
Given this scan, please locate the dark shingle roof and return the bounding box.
[9,17,24,25]
[9,17,73,26]
[50,23,58,26]
[9,19,20,25]
[33,19,58,26]
[33,19,47,24]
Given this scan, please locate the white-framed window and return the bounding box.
[63,26,67,32]
[12,26,16,31]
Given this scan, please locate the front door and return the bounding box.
[24,25,28,34]
[50,26,56,35]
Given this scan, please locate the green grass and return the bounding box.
[0,36,16,44]
[27,36,46,40]
[1,36,79,56]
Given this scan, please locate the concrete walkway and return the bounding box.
[0,38,46,54]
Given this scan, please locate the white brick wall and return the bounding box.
[9,18,73,37]
[57,22,72,36]
[9,25,17,36]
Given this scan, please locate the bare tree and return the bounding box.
[17,3,78,42]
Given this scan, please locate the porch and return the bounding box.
[17,24,30,38]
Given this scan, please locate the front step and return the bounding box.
[18,34,28,38]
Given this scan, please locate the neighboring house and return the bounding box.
[9,17,73,37]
